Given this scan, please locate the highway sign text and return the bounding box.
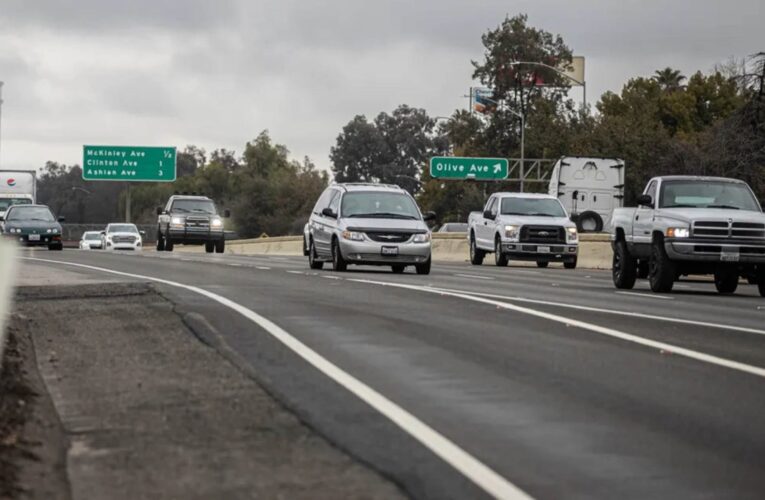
[83,145,177,182]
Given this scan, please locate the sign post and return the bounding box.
[429,156,509,181]
[82,145,177,222]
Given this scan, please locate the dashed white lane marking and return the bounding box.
[350,278,765,379]
[25,257,531,500]
[322,275,341,280]
[615,291,674,300]
[255,266,271,270]
[454,274,495,281]
[286,270,303,274]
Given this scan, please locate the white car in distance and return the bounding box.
[79,231,104,250]
[101,223,144,251]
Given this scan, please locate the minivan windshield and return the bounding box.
[501,198,567,217]
[108,224,139,233]
[171,199,217,214]
[341,192,421,220]
[6,206,55,222]
[660,180,761,211]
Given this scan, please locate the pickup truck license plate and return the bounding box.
[381,246,399,256]
[28,234,40,241]
[720,250,739,262]
[537,246,550,253]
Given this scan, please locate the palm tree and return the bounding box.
[653,67,686,92]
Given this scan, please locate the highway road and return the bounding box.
[20,249,765,500]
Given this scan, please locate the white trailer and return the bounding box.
[548,156,625,232]
[0,170,37,220]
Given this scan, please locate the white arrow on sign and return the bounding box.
[493,163,502,174]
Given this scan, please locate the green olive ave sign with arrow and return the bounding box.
[82,145,177,182]
[429,156,509,180]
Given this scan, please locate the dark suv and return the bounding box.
[156,195,229,253]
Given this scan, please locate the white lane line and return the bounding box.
[24,257,530,500]
[228,263,244,267]
[454,274,495,281]
[349,278,765,379]
[286,270,303,275]
[322,275,341,280]
[255,266,271,270]
[615,291,674,301]
[424,286,765,338]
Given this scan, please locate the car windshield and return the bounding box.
[341,192,420,220]
[501,198,567,217]
[84,233,101,240]
[660,181,761,210]
[172,199,217,214]
[0,198,33,211]
[6,206,55,222]
[108,224,138,233]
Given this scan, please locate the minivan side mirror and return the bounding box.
[156,207,163,215]
[637,194,653,207]
[423,211,436,222]
[321,208,337,218]
[483,210,495,220]
[223,209,231,218]
[58,216,66,222]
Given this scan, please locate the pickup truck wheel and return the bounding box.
[637,260,649,279]
[415,258,431,275]
[612,240,637,289]
[308,240,324,270]
[563,257,577,270]
[494,238,508,267]
[156,230,165,251]
[205,242,214,253]
[714,267,739,294]
[165,238,174,252]
[332,239,347,272]
[469,236,485,265]
[758,267,765,297]
[391,265,406,274]
[215,239,225,253]
[649,239,675,293]
[536,261,549,268]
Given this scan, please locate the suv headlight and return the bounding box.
[171,216,184,226]
[666,227,690,238]
[342,230,364,241]
[504,225,520,241]
[211,218,223,227]
[566,227,578,242]
[413,233,431,243]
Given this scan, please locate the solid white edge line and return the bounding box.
[454,274,495,280]
[22,257,531,500]
[424,286,765,338]
[349,278,765,379]
[615,291,674,300]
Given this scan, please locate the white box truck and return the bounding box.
[547,156,625,232]
[0,170,37,221]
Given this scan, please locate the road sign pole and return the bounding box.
[520,114,525,193]
[125,184,131,223]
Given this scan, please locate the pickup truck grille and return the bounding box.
[365,232,412,243]
[185,216,210,229]
[693,221,765,239]
[520,226,565,244]
[112,235,136,244]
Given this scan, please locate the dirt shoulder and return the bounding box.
[1,282,404,499]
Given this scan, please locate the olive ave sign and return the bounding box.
[430,156,509,180]
[82,145,177,182]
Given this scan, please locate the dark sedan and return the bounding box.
[1,204,64,250]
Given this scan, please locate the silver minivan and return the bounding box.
[304,183,435,274]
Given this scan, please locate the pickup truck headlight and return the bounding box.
[342,230,364,241]
[666,227,690,238]
[504,225,520,241]
[171,216,184,226]
[413,233,431,243]
[566,227,578,242]
[211,218,223,228]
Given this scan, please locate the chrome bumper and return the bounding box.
[666,239,765,263]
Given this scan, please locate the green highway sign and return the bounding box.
[430,156,509,180]
[82,145,177,182]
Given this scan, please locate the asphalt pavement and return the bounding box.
[18,248,765,500]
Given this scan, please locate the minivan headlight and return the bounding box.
[666,227,690,238]
[504,225,520,241]
[413,233,431,243]
[342,230,364,241]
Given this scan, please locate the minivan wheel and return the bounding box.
[536,261,549,268]
[391,265,406,274]
[469,235,485,265]
[332,239,347,272]
[714,267,739,295]
[415,258,431,275]
[758,267,765,297]
[308,240,323,270]
[612,240,637,289]
[494,237,508,267]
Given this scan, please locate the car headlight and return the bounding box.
[413,233,431,243]
[566,227,578,242]
[171,217,184,225]
[666,227,690,238]
[342,230,364,241]
[504,225,520,241]
[211,218,223,227]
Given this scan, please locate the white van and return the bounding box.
[547,156,625,232]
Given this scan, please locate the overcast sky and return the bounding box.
[0,0,761,173]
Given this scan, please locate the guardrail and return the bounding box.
[0,240,17,368]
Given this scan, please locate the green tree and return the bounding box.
[653,67,686,92]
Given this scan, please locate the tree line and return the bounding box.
[36,14,764,235]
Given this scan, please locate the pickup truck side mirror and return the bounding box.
[321,208,337,218]
[58,216,66,223]
[0,216,4,222]
[156,207,164,215]
[637,194,653,207]
[223,209,231,218]
[423,211,436,222]
[139,230,146,236]
[483,210,495,220]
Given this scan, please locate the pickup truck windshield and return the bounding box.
[6,206,55,222]
[108,224,139,233]
[341,192,420,219]
[501,198,566,217]
[660,181,761,211]
[171,200,217,214]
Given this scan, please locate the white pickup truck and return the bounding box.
[610,176,765,296]
[468,193,579,268]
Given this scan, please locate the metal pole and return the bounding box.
[125,184,131,222]
[583,81,587,110]
[519,114,525,193]
[0,81,4,168]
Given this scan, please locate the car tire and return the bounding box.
[156,230,165,251]
[215,239,225,253]
[758,267,765,297]
[308,240,323,270]
[332,238,347,272]
[714,267,739,295]
[648,238,675,293]
[536,261,549,268]
[303,236,309,257]
[205,242,214,253]
[494,237,508,267]
[576,211,603,233]
[165,238,174,252]
[48,243,63,251]
[564,257,577,270]
[391,265,406,274]
[637,260,649,279]
[612,240,637,289]
[415,258,431,275]
[469,234,484,265]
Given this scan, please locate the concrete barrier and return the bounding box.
[178,233,613,269]
[0,240,18,366]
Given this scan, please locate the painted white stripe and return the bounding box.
[322,275,341,280]
[615,291,674,300]
[454,274,495,281]
[349,278,765,379]
[255,266,271,270]
[286,270,303,275]
[23,257,530,500]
